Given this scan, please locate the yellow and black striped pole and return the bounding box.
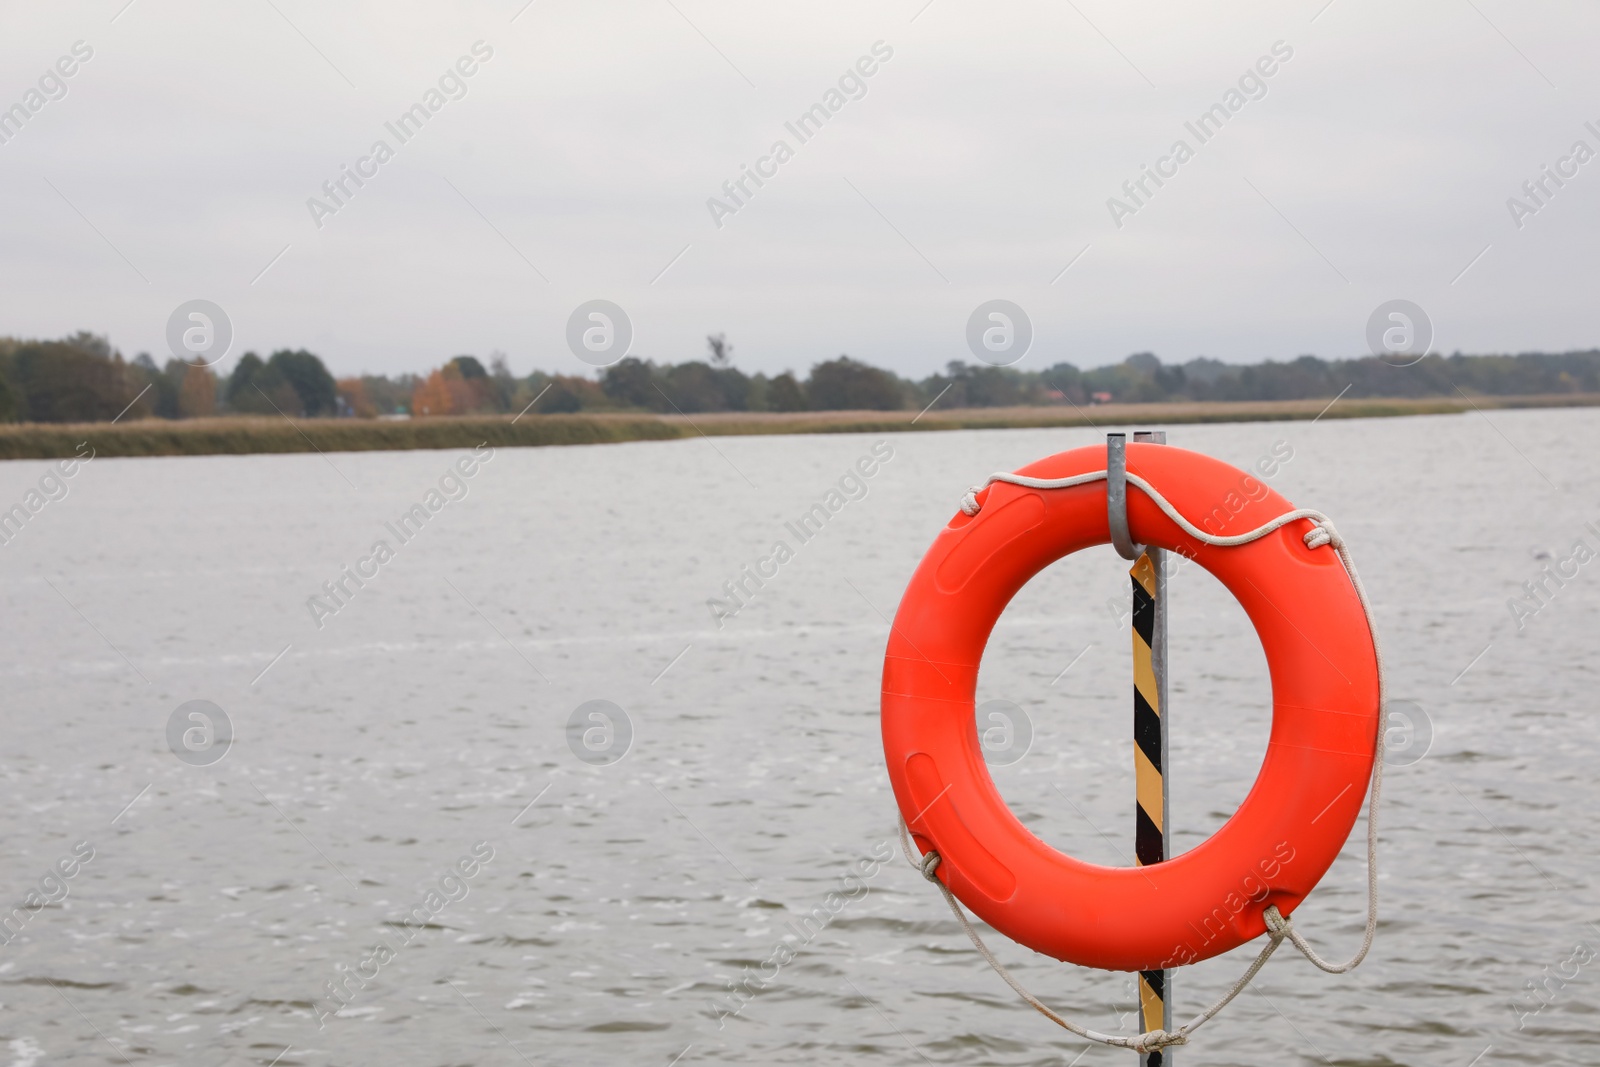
[1132,548,1170,1066]
[1112,430,1172,1066]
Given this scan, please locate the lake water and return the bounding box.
[1,408,1597,1066]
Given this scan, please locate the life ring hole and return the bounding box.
[974,542,1273,867]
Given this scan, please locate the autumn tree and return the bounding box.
[411,369,455,416]
[177,363,217,418]
[336,377,377,417]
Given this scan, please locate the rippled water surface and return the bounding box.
[2,409,1597,1066]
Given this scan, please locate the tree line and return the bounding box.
[3,331,1600,423]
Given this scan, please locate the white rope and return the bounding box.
[896,468,1389,1051]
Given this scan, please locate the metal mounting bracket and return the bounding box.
[1107,432,1143,561]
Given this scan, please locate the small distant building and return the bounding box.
[1091,391,1113,404]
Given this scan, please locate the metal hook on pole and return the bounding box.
[1107,432,1143,561]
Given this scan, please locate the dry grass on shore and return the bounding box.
[1,393,1595,460]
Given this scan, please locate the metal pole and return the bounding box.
[1115,430,1172,1066]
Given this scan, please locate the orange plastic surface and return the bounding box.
[880,443,1379,972]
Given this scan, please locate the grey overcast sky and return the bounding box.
[0,0,1595,378]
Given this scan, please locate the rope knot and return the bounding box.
[1303,521,1343,551]
[1263,905,1292,939]
[960,487,983,516]
[1133,1029,1185,1052]
[918,850,942,883]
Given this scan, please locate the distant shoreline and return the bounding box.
[1,393,1595,460]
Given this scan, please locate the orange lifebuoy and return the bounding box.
[881,442,1379,973]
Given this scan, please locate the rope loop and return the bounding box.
[898,813,1297,1054]
[918,850,942,883]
